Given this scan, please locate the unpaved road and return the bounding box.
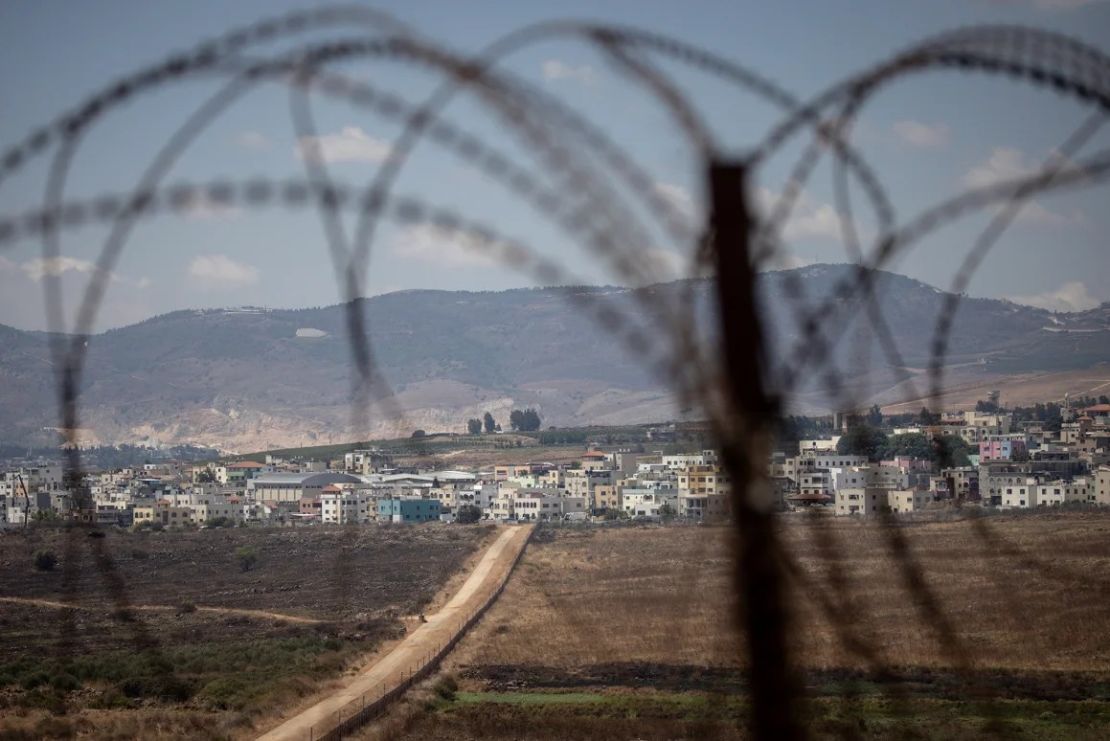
[0,596,322,624]
[256,524,534,741]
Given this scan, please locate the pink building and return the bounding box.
[979,437,1027,461]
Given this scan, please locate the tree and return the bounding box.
[466,418,482,435]
[34,550,58,572]
[918,407,940,425]
[483,412,496,434]
[659,502,677,519]
[456,504,482,524]
[881,433,934,461]
[411,429,426,438]
[509,409,524,431]
[935,435,972,468]
[196,468,216,483]
[235,545,258,572]
[836,424,888,462]
[882,432,972,468]
[867,404,883,428]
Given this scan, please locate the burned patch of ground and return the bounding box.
[0,523,494,738]
[460,663,1110,702]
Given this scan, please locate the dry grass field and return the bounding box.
[361,512,1110,740]
[0,523,496,739]
[878,366,1110,415]
[442,513,1110,673]
[394,443,587,471]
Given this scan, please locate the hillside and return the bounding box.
[1,264,1107,451]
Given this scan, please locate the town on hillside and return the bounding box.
[3,396,1109,529]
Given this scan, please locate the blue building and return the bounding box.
[378,498,441,523]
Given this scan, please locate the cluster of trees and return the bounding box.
[774,415,836,455]
[466,409,542,434]
[466,411,499,435]
[509,408,542,431]
[837,427,971,467]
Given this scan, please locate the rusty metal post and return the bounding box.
[708,160,804,741]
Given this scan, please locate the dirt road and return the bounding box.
[256,523,534,741]
[0,596,322,624]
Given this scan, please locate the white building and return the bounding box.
[811,453,869,470]
[834,487,889,516]
[1035,478,1091,507]
[320,487,372,524]
[887,489,931,514]
[1000,478,1038,509]
[798,437,840,453]
[1098,466,1110,506]
[621,488,678,517]
[513,492,565,521]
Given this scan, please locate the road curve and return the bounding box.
[256,523,534,741]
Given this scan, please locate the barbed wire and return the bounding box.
[1,7,1108,740]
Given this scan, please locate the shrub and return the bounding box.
[21,670,51,690]
[456,505,482,524]
[433,674,458,701]
[33,550,58,572]
[49,672,80,693]
[197,677,248,711]
[235,545,258,572]
[118,674,194,702]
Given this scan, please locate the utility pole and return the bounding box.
[708,161,804,741]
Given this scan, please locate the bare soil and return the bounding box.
[355,512,1110,740]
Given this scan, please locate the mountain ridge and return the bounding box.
[1,264,1107,451]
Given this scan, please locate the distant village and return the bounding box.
[2,396,1109,529]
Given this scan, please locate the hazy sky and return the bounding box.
[1,0,1108,332]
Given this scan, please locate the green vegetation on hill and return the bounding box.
[234,422,711,463]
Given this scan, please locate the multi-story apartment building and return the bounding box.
[979,434,1028,462]
[677,464,731,521]
[1035,478,1091,506]
[798,470,833,501]
[1098,466,1110,506]
[941,466,979,501]
[999,478,1038,508]
[343,449,392,475]
[591,483,620,512]
[887,489,931,514]
[621,487,678,518]
[834,487,889,516]
[320,488,372,524]
[979,463,1032,506]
